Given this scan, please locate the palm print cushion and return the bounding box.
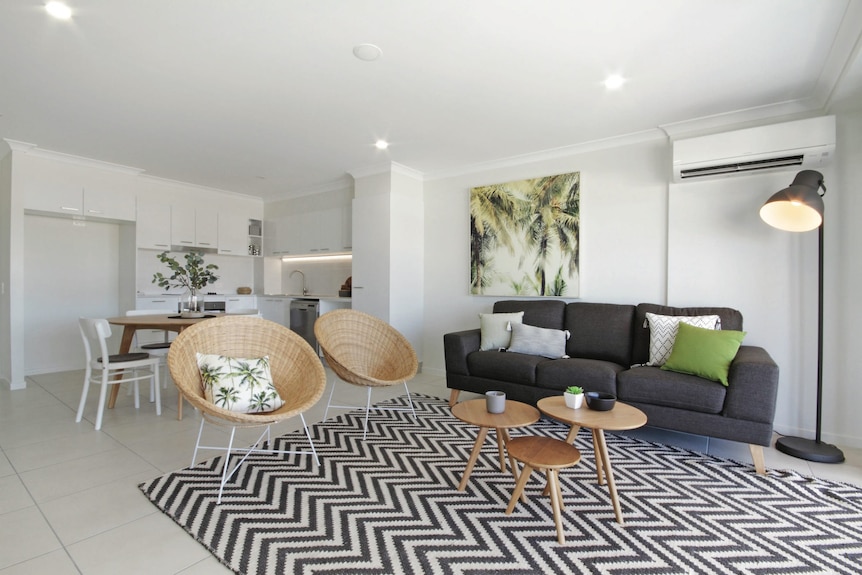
[196,353,285,413]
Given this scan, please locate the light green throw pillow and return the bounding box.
[196,353,284,413]
[660,322,746,386]
[478,311,524,351]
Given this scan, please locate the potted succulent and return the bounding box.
[152,251,219,317]
[564,385,584,409]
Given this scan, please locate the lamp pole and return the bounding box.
[765,171,844,463]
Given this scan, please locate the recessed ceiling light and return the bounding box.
[46,1,72,20]
[603,74,626,90]
[353,43,382,62]
[375,140,389,150]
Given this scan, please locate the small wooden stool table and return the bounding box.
[505,436,581,544]
[451,398,540,492]
[537,395,647,525]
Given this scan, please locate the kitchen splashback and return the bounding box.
[281,259,352,295]
[136,250,256,295]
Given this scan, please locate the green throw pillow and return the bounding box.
[660,322,746,386]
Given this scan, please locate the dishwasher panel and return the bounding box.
[289,300,319,353]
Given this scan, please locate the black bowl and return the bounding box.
[585,391,616,411]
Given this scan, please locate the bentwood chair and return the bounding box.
[76,317,162,431]
[314,309,419,439]
[167,315,326,503]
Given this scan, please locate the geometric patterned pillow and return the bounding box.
[644,313,721,367]
[196,353,284,414]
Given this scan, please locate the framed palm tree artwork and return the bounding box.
[470,171,580,297]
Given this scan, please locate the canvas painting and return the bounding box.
[470,171,580,297]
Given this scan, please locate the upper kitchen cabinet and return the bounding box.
[266,214,302,257]
[218,214,262,256]
[300,207,349,254]
[24,182,135,222]
[136,200,172,250]
[172,206,218,250]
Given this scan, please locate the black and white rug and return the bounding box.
[140,395,862,574]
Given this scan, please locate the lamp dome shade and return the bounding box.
[759,170,825,232]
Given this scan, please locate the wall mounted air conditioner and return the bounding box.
[672,116,835,183]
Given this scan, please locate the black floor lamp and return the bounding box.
[759,169,844,463]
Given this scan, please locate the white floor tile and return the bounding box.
[19,447,158,503]
[38,470,159,546]
[0,474,35,515]
[67,512,210,575]
[0,549,80,575]
[0,507,62,570]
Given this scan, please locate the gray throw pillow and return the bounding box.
[479,311,524,350]
[506,322,570,359]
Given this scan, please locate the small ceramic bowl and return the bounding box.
[585,391,616,411]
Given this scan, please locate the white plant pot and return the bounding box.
[564,392,583,409]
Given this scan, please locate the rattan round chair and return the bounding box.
[168,315,326,503]
[314,309,419,439]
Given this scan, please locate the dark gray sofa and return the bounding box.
[444,300,780,473]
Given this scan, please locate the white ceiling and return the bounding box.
[1,0,861,201]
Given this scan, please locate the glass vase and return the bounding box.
[183,288,205,316]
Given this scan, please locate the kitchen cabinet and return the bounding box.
[218,212,250,256]
[351,194,389,319]
[137,201,172,250]
[342,204,352,250]
[24,184,135,222]
[172,207,218,249]
[301,207,344,254]
[258,296,288,325]
[225,295,257,313]
[267,214,301,256]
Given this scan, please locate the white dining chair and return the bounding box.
[76,317,162,430]
[125,309,175,399]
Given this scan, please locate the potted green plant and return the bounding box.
[152,251,219,317]
[564,385,584,409]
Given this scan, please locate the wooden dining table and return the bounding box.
[105,313,216,415]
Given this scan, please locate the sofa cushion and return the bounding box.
[617,366,726,414]
[507,322,569,358]
[493,299,566,330]
[633,303,743,366]
[467,350,544,386]
[536,357,621,395]
[661,323,746,386]
[645,312,721,366]
[564,302,635,366]
[478,311,524,350]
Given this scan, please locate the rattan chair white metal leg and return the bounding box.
[323,379,417,439]
[315,309,419,439]
[167,315,326,504]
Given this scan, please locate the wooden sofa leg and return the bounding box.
[448,389,461,407]
[749,444,766,475]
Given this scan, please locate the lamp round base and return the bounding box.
[775,436,844,463]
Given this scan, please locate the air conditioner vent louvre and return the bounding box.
[671,116,835,183]
[680,155,804,179]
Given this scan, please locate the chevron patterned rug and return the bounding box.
[140,395,862,575]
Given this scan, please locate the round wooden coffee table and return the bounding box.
[451,398,540,492]
[537,395,647,524]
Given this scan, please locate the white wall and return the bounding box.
[423,136,669,372]
[829,107,862,448]
[422,121,862,448]
[23,215,126,373]
[0,151,12,386]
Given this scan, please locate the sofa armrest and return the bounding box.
[444,329,481,376]
[724,345,779,424]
